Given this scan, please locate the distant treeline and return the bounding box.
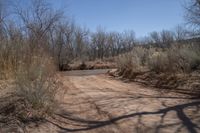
[0,0,199,71]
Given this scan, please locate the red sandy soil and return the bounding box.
[1,69,200,133]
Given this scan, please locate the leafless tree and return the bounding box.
[0,0,8,40]
[13,0,63,52]
[106,32,121,57]
[149,31,161,47]
[185,0,200,31]
[122,30,136,51]
[91,28,107,59]
[174,25,188,41]
[74,26,89,61]
[160,30,174,48]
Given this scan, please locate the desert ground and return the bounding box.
[1,0,200,133]
[19,69,200,133]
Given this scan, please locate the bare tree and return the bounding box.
[0,0,7,23]
[74,26,89,61]
[149,31,161,47]
[174,25,188,41]
[91,28,107,59]
[13,0,63,52]
[160,30,174,48]
[0,0,8,40]
[106,32,121,57]
[185,0,200,30]
[122,30,136,51]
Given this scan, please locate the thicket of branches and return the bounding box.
[185,0,200,31]
[1,0,198,73]
[0,0,199,79]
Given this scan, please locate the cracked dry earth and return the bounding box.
[27,69,200,133]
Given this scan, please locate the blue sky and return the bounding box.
[51,0,185,37]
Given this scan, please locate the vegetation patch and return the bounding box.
[114,45,200,97]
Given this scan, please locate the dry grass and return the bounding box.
[148,45,200,73]
[0,52,62,132]
[15,55,60,116]
[117,47,154,77]
[0,38,61,116]
[116,44,200,96]
[117,45,200,76]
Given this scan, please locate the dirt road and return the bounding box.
[28,70,200,133]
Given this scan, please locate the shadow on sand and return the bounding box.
[45,96,200,133]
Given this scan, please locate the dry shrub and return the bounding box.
[0,40,26,79]
[0,48,15,79]
[148,45,200,73]
[116,44,200,96]
[148,51,169,73]
[117,47,152,77]
[15,55,60,117]
[0,41,61,126]
[117,44,200,76]
[168,45,200,73]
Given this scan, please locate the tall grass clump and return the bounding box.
[117,47,154,77]
[149,44,200,73]
[14,54,60,117]
[168,45,200,73]
[147,51,169,73]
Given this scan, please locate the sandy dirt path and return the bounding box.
[27,69,200,133]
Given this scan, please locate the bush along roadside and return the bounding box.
[114,45,200,97]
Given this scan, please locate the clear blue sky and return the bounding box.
[51,0,185,37]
